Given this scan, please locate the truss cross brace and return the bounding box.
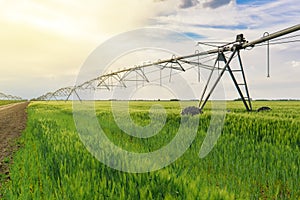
[199,48,252,112]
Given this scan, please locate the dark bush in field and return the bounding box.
[181,106,203,116]
[257,106,272,112]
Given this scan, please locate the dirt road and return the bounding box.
[0,102,29,179]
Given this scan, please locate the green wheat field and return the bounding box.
[1,101,299,199]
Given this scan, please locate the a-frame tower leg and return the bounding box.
[219,51,252,111]
[199,48,252,112]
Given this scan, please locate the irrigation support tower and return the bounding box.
[37,24,300,111]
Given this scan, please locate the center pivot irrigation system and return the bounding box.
[0,92,22,101]
[37,24,300,112]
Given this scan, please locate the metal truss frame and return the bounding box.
[0,92,22,100]
[36,24,300,111]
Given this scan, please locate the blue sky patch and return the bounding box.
[236,0,273,5]
[183,32,204,39]
[194,24,248,30]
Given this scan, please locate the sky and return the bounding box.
[0,0,299,100]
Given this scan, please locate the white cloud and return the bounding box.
[151,0,300,34]
[291,61,300,68]
[179,0,199,8]
[202,0,232,9]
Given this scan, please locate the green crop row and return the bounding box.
[0,100,24,106]
[1,101,299,199]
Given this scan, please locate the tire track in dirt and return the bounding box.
[0,101,30,188]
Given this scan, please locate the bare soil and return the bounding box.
[0,102,29,188]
